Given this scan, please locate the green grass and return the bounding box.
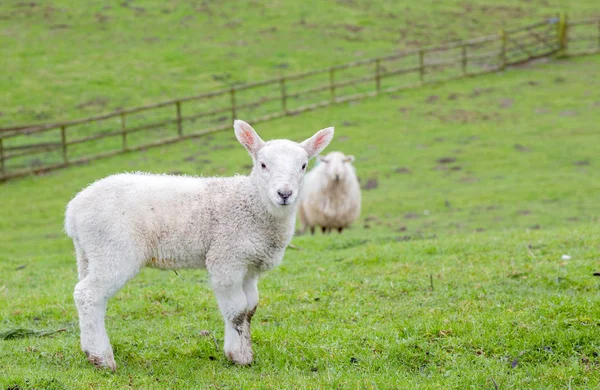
[2,0,599,126]
[3,0,600,387]
[1,52,600,388]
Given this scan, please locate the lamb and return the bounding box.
[298,151,361,234]
[64,120,334,371]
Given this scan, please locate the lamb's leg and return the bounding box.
[310,226,315,235]
[338,227,343,234]
[212,272,253,365]
[73,258,141,372]
[321,226,326,234]
[243,274,259,325]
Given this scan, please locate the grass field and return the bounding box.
[2,53,600,388]
[2,0,600,388]
[2,0,599,127]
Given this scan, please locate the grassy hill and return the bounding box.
[2,0,599,126]
[1,50,600,387]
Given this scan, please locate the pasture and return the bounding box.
[2,0,600,388]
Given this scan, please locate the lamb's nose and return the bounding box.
[278,189,293,200]
[335,174,340,181]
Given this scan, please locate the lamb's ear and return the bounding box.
[234,120,265,157]
[301,127,334,160]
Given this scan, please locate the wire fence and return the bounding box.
[1,14,598,182]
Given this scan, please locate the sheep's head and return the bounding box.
[317,151,355,183]
[234,120,334,213]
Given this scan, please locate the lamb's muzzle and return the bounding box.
[64,120,334,370]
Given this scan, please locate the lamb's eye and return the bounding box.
[301,163,307,170]
[260,162,267,170]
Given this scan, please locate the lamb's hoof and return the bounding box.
[226,350,253,366]
[85,351,117,372]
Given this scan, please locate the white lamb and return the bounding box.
[64,120,334,371]
[298,151,361,234]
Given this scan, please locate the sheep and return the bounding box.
[64,120,334,371]
[298,151,361,235]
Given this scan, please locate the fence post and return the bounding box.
[280,78,287,113]
[329,68,335,102]
[557,12,568,57]
[120,113,127,151]
[375,58,381,93]
[230,88,237,120]
[0,138,4,177]
[499,29,507,70]
[418,49,425,85]
[60,125,68,164]
[176,101,183,137]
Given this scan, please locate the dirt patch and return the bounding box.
[447,93,459,100]
[436,157,456,164]
[404,212,419,219]
[340,24,363,33]
[518,210,531,215]
[395,167,412,174]
[499,99,513,108]
[574,160,590,166]
[362,179,378,190]
[426,95,439,103]
[535,107,550,114]
[470,87,494,97]
[338,135,350,142]
[427,110,501,124]
[514,144,531,152]
[559,110,577,117]
[212,73,231,82]
[459,176,478,183]
[76,97,109,110]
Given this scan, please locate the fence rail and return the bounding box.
[1,14,599,182]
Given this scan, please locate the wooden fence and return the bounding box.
[1,14,599,182]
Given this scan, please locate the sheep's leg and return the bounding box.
[310,226,315,235]
[73,259,141,372]
[243,274,259,325]
[338,227,343,234]
[212,272,253,365]
[321,226,326,234]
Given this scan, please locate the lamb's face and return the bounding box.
[318,151,355,183]
[234,119,334,213]
[255,141,308,207]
